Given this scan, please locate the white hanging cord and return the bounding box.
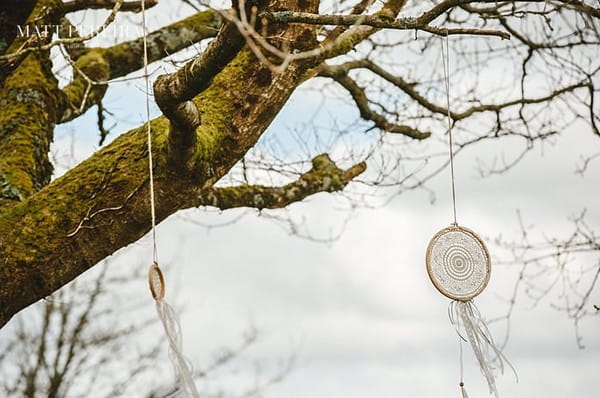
[141,2,198,396]
[449,301,469,397]
[141,0,158,262]
[459,331,468,398]
[441,33,458,226]
[440,33,469,398]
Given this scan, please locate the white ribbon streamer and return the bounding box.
[450,301,517,397]
[156,299,199,398]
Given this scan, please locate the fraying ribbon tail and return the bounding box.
[460,383,469,398]
[149,263,199,398]
[450,300,517,398]
[156,299,199,398]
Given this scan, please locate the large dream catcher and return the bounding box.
[425,35,515,397]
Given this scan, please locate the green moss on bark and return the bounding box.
[0,1,321,327]
[59,50,110,122]
[0,54,63,199]
[102,10,221,78]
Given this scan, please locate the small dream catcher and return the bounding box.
[140,1,198,397]
[425,35,516,398]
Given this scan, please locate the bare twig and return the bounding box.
[62,0,158,14]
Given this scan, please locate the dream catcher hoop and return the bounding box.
[426,225,491,302]
[424,34,516,398]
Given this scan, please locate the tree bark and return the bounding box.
[0,0,333,328]
[0,0,39,55]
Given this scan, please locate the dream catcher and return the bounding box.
[425,36,515,397]
[141,1,198,397]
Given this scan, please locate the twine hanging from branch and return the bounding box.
[424,33,516,397]
[141,1,198,396]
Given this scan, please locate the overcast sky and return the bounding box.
[2,2,599,397]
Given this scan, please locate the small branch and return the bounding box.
[58,46,109,123]
[59,17,86,60]
[317,64,431,140]
[62,0,158,14]
[422,0,599,23]
[216,0,406,74]
[323,59,591,123]
[316,0,430,61]
[422,25,510,39]
[263,11,510,39]
[97,101,115,145]
[193,154,366,210]
[67,182,145,238]
[321,0,374,45]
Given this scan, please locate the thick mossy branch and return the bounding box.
[102,9,222,79]
[59,9,222,123]
[153,18,247,107]
[0,0,66,204]
[153,17,248,164]
[194,154,366,210]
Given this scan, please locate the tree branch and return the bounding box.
[193,154,366,210]
[59,9,222,123]
[0,0,65,204]
[317,0,408,60]
[317,63,431,139]
[419,0,599,24]
[152,13,250,166]
[326,58,592,122]
[263,11,510,39]
[62,0,158,14]
[321,0,373,45]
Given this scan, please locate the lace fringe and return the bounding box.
[450,300,517,397]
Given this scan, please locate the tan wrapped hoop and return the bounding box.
[425,225,491,301]
[148,261,165,300]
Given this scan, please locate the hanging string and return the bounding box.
[141,0,158,262]
[449,300,469,398]
[459,331,468,398]
[141,1,198,396]
[441,33,464,396]
[439,33,518,397]
[441,32,458,226]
